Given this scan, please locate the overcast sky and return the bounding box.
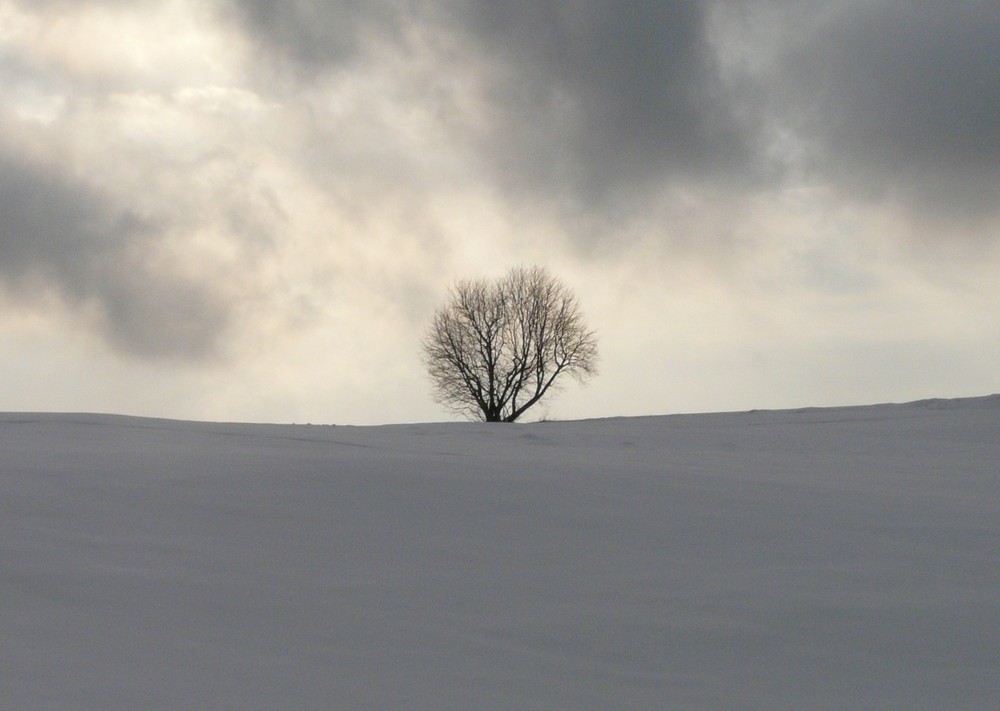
[1,0,998,424]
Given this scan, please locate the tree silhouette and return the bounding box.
[423,266,598,422]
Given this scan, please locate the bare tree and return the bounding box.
[423,266,598,422]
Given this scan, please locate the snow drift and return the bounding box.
[2,397,999,710]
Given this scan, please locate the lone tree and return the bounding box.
[423,265,598,422]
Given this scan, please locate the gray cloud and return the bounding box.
[0,153,232,360]
[223,0,998,224]
[758,0,1000,218]
[222,0,405,67]
[222,0,760,218]
[450,1,758,203]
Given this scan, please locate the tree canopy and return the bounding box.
[423,266,598,422]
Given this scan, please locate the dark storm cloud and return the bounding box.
[223,0,758,205]
[224,0,998,222]
[0,154,231,360]
[452,0,757,202]
[765,0,1000,217]
[222,0,406,66]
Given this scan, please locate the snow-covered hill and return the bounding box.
[3,397,999,710]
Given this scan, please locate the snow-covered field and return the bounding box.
[2,397,999,710]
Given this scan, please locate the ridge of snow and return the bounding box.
[2,396,998,710]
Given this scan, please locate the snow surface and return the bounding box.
[2,397,999,710]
